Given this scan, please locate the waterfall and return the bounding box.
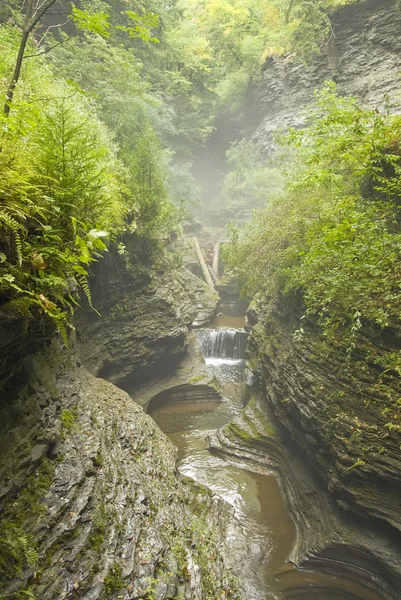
[196,328,247,362]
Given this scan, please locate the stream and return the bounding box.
[148,302,385,600]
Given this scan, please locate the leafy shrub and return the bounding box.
[224,83,401,340]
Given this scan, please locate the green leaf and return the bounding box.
[71,8,110,38]
[88,229,108,240]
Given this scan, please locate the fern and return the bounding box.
[78,274,100,315]
[55,317,69,348]
[0,524,38,583]
[10,591,36,599]
[0,211,25,264]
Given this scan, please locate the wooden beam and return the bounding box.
[193,238,214,290]
[212,242,220,279]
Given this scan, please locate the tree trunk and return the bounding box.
[4,30,30,116]
[4,0,57,116]
[207,263,218,285]
[193,238,214,290]
[212,242,220,279]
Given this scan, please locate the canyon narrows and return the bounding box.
[2,0,401,598]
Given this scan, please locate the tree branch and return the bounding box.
[27,0,58,35]
[3,0,57,115]
[23,32,73,58]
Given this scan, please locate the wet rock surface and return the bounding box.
[0,338,243,599]
[76,245,218,388]
[246,299,401,534]
[208,394,401,600]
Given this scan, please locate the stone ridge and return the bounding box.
[208,395,401,600]
[76,259,219,389]
[255,0,401,154]
[247,300,401,532]
[0,338,241,600]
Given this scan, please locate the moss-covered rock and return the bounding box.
[248,299,401,534]
[0,338,241,600]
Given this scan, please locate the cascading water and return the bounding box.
[196,328,247,362]
[148,303,385,600]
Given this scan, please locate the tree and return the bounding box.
[3,0,113,116]
[4,0,57,115]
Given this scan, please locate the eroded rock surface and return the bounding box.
[0,338,242,600]
[256,0,401,153]
[246,299,401,534]
[76,245,218,388]
[208,394,401,600]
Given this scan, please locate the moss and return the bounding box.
[189,374,206,384]
[228,422,256,442]
[207,376,221,393]
[89,503,107,552]
[186,516,241,600]
[245,395,276,437]
[92,450,104,468]
[60,407,78,432]
[0,458,55,591]
[104,562,123,594]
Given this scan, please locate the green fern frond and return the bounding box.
[78,275,100,316]
[0,211,25,264]
[56,318,69,348]
[0,524,38,583]
[11,590,36,599]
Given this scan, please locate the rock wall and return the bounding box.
[208,393,401,600]
[255,0,401,153]
[235,0,401,583]
[247,300,401,533]
[76,240,219,389]
[0,337,241,599]
[0,238,239,600]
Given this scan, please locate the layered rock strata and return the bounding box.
[76,245,218,389]
[0,337,242,600]
[256,0,401,153]
[208,394,401,600]
[246,300,401,534]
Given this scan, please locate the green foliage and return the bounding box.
[104,563,123,594]
[129,128,177,238]
[118,11,160,43]
[224,83,401,341]
[0,525,38,584]
[221,139,283,210]
[0,458,55,592]
[0,10,185,336]
[71,8,110,38]
[167,162,201,220]
[89,503,107,552]
[189,374,206,384]
[176,0,358,115]
[0,0,364,342]
[60,407,78,432]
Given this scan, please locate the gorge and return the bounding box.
[2,0,401,599]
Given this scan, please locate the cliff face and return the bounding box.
[221,1,401,592]
[76,240,219,389]
[247,300,401,530]
[0,246,239,600]
[248,0,401,531]
[256,0,401,153]
[0,337,240,600]
[208,389,401,600]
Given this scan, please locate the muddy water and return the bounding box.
[209,301,248,329]
[148,308,385,600]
